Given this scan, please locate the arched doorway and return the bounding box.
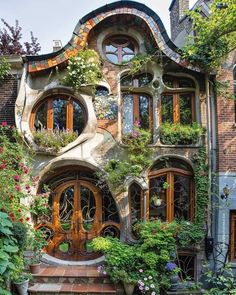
[35,167,120,261]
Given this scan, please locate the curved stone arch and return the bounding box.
[20,86,97,155]
[25,1,201,73]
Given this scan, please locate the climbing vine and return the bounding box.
[0,58,11,81]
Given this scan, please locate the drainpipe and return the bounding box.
[205,73,212,237]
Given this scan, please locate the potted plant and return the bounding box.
[92,237,139,295]
[150,194,162,206]
[27,229,47,274]
[13,273,31,295]
[165,262,180,292]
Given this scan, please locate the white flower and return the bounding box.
[148,276,152,280]
[144,277,147,281]
[145,286,149,290]
[151,292,156,295]
[150,284,155,288]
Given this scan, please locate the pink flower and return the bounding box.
[139,269,143,273]
[0,163,6,169]
[15,185,21,191]
[23,166,29,174]
[1,121,7,127]
[14,175,20,182]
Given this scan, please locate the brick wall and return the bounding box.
[0,75,18,127]
[216,69,236,172]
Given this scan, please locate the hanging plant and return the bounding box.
[63,49,102,91]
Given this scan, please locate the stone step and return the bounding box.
[32,266,112,284]
[28,282,119,294]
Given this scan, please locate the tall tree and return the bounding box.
[0,19,41,55]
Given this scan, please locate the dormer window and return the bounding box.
[104,35,138,64]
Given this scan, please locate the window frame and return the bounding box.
[30,95,86,132]
[121,92,153,133]
[104,35,138,64]
[148,167,195,222]
[161,76,196,124]
[230,210,236,261]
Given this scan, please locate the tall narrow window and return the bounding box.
[148,159,194,222]
[230,210,236,261]
[161,75,195,124]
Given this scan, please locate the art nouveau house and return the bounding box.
[1,0,234,281]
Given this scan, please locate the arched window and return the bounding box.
[30,95,86,134]
[104,35,138,64]
[148,158,194,222]
[161,75,195,125]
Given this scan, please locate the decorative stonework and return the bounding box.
[26,2,201,73]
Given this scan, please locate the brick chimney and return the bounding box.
[169,0,190,42]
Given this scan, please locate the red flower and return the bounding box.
[14,175,20,182]
[15,185,21,191]
[1,121,7,127]
[18,209,22,213]
[0,147,3,153]
[18,218,23,223]
[26,217,30,222]
[0,163,6,169]
[23,166,29,174]
[1,207,5,212]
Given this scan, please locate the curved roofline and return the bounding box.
[25,0,178,62]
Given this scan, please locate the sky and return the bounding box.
[1,0,197,54]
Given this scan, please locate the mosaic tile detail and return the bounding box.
[27,6,200,73]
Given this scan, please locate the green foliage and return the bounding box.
[12,222,28,251]
[214,80,236,100]
[160,122,203,145]
[0,212,20,292]
[182,0,236,71]
[33,128,78,152]
[0,58,11,81]
[176,220,204,247]
[63,48,102,91]
[192,147,209,227]
[27,229,47,264]
[129,53,153,75]
[204,264,236,294]
[104,127,153,191]
[0,124,32,220]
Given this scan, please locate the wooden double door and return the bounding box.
[45,180,103,260]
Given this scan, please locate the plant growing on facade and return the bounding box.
[63,48,102,91]
[0,58,11,81]
[129,53,153,76]
[27,229,47,265]
[182,0,236,71]
[32,128,78,152]
[104,124,153,191]
[159,122,203,145]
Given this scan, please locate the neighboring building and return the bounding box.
[169,0,236,270]
[1,0,234,280]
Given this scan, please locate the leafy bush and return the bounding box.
[176,220,204,247]
[63,49,102,91]
[160,122,203,145]
[12,222,28,251]
[32,128,78,152]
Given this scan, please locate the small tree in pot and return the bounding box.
[27,229,47,274]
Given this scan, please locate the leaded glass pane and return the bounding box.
[149,175,167,221]
[123,94,133,134]
[161,95,173,123]
[59,186,74,231]
[174,174,191,220]
[179,94,192,125]
[53,99,67,130]
[73,101,85,134]
[139,95,149,130]
[35,101,47,130]
[81,186,96,231]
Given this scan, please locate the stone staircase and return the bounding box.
[28,265,124,295]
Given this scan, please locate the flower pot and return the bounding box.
[29,262,41,274]
[169,274,180,292]
[14,279,29,295]
[123,282,135,295]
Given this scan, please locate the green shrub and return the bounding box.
[12,222,28,251]
[160,122,203,145]
[32,129,78,152]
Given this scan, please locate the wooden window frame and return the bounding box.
[161,92,195,124]
[230,210,236,261]
[147,168,194,222]
[30,95,86,131]
[122,92,153,132]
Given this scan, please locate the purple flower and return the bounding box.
[165,262,177,271]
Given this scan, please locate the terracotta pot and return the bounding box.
[29,262,41,274]
[123,282,135,295]
[14,279,29,295]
